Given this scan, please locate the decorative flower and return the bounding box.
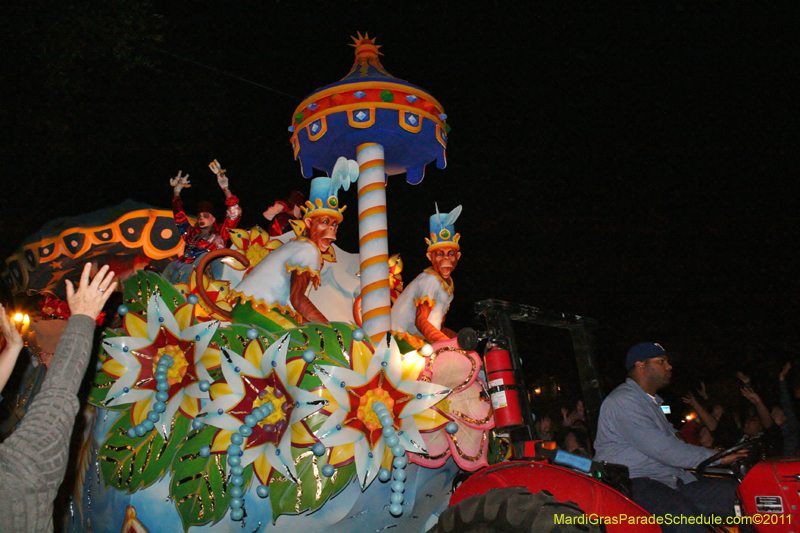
[101,292,219,438]
[227,225,282,273]
[313,336,451,489]
[173,274,234,322]
[198,333,326,484]
[407,338,494,471]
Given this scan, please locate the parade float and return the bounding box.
[2,34,496,533]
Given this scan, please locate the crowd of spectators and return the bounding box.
[530,360,799,461]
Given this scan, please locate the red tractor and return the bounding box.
[428,300,799,533]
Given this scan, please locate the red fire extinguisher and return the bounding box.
[484,346,524,431]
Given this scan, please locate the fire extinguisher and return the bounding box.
[484,345,524,431]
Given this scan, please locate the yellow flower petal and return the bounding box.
[211,430,233,453]
[210,382,232,398]
[414,409,449,431]
[244,340,264,369]
[400,350,427,381]
[200,348,222,371]
[328,443,354,466]
[291,423,317,446]
[102,358,128,379]
[132,397,153,425]
[286,358,306,387]
[124,313,148,340]
[174,304,194,331]
[254,454,273,484]
[180,394,199,419]
[351,341,374,375]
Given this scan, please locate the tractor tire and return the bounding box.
[427,486,601,533]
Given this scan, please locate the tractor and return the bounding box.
[428,299,799,533]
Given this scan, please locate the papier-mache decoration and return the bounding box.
[301,157,359,221]
[83,269,493,530]
[290,33,448,183]
[425,204,462,252]
[407,338,494,471]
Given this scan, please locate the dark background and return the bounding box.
[2,1,798,393]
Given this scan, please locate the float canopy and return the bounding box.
[289,33,449,184]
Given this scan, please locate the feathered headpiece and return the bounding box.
[425,204,462,252]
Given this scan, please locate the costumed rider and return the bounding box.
[391,205,461,349]
[263,190,306,237]
[229,157,359,324]
[165,160,242,283]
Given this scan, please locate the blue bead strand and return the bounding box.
[372,401,406,517]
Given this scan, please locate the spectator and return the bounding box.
[0,263,116,532]
[561,399,587,430]
[535,415,555,441]
[771,363,799,456]
[680,390,723,446]
[562,427,592,458]
[737,375,782,458]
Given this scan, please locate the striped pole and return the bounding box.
[356,143,391,343]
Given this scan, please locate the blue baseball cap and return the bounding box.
[626,342,678,370]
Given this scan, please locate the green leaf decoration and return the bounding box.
[269,450,356,522]
[122,270,186,314]
[98,412,189,493]
[170,427,251,531]
[88,328,126,409]
[212,324,276,358]
[229,299,300,333]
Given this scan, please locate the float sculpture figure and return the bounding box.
[391,206,461,348]
[229,158,358,325]
[289,33,450,342]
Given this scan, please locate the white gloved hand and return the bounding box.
[209,159,229,189]
[170,171,191,195]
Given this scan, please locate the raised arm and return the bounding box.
[209,159,242,226]
[0,263,115,530]
[683,391,718,432]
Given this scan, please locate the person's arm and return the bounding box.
[779,363,800,454]
[741,386,773,429]
[170,171,192,236]
[0,304,24,393]
[209,159,241,233]
[683,392,718,431]
[0,264,115,523]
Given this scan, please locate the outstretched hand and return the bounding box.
[779,362,791,381]
[170,171,191,195]
[719,449,749,465]
[209,159,229,189]
[0,304,23,349]
[683,392,699,408]
[740,387,761,405]
[65,263,116,321]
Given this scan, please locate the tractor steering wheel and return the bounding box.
[695,435,765,479]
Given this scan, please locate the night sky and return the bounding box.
[2,1,798,390]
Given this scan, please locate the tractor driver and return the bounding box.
[594,343,749,533]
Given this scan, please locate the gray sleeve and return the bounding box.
[609,391,716,469]
[0,314,96,503]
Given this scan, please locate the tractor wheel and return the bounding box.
[426,486,601,533]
